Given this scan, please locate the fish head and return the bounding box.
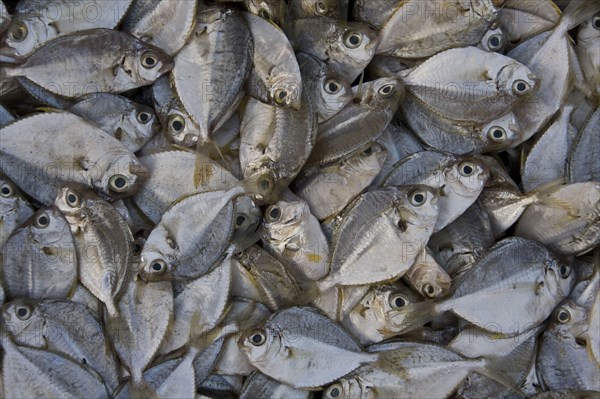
[120,105,160,148]
[245,0,286,26]
[346,143,387,175]
[101,154,148,198]
[269,76,302,110]
[550,300,588,339]
[397,185,440,228]
[1,17,43,57]
[1,298,45,347]
[124,45,174,86]
[25,206,71,245]
[54,184,93,227]
[0,178,22,214]
[446,157,490,196]
[363,77,404,109]
[480,112,520,152]
[408,261,452,299]
[316,72,353,118]
[497,62,538,99]
[305,0,343,19]
[238,327,279,365]
[139,234,178,282]
[479,23,507,53]
[164,111,200,147]
[330,22,379,77]
[246,168,279,204]
[324,377,369,399]
[545,259,575,301]
[263,200,306,241]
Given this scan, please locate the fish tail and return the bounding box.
[388,300,441,334]
[478,343,532,397]
[560,0,600,31]
[232,221,264,253]
[530,179,580,218]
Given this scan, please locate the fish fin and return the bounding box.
[530,179,580,219]
[478,350,530,397]
[388,300,440,334]
[354,71,365,102]
[130,381,161,399]
[560,0,600,31]
[17,77,73,109]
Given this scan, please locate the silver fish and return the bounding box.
[0,174,34,247]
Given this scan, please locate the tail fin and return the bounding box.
[560,0,600,31]
[530,178,580,219]
[387,300,441,335]
[17,77,73,109]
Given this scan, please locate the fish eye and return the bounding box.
[512,79,531,96]
[315,1,329,15]
[324,79,341,94]
[34,212,50,229]
[325,383,343,398]
[235,214,246,228]
[422,284,436,298]
[361,145,374,156]
[556,308,571,323]
[65,189,81,208]
[109,174,131,193]
[149,259,167,274]
[559,265,571,278]
[258,9,271,20]
[593,15,600,30]
[487,34,503,50]
[15,305,32,320]
[9,22,28,42]
[487,126,506,142]
[168,115,185,133]
[409,189,427,207]
[343,31,363,49]
[274,88,288,104]
[249,331,267,346]
[137,111,152,124]
[141,52,159,69]
[0,183,13,198]
[389,293,408,309]
[459,161,476,177]
[265,205,281,222]
[378,84,395,97]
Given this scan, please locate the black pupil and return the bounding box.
[172,120,184,131]
[594,18,600,28]
[278,90,287,100]
[493,129,503,138]
[382,86,391,93]
[68,194,77,203]
[363,147,372,155]
[1,187,10,195]
[560,266,567,275]
[426,285,434,294]
[330,387,340,397]
[394,297,405,307]
[414,193,424,203]
[139,113,149,122]
[559,312,568,321]
[17,308,27,317]
[463,165,473,174]
[328,82,338,92]
[260,10,270,19]
[115,177,126,188]
[38,216,48,225]
[145,57,156,66]
[260,179,270,191]
[152,263,163,271]
[517,82,526,92]
[269,208,280,219]
[252,334,262,343]
[490,37,500,47]
[236,215,246,226]
[349,35,360,45]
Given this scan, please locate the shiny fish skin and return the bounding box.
[568,106,600,183]
[0,174,34,247]
[0,1,9,35]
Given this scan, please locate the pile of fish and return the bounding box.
[1,0,599,397]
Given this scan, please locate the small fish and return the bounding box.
[478,22,507,52]
[0,175,34,247]
[568,106,600,183]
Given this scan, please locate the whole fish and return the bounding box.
[1,206,77,300]
[2,29,173,97]
[1,0,133,57]
[0,174,34,247]
[238,306,378,388]
[55,184,133,317]
[390,238,573,336]
[0,112,147,204]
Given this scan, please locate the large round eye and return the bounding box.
[149,259,167,275]
[168,115,185,133]
[265,205,281,222]
[487,126,506,142]
[593,15,600,30]
[34,212,50,229]
[258,9,271,20]
[324,79,341,94]
[325,383,343,398]
[273,88,288,104]
[0,182,13,198]
[409,189,427,207]
[361,145,374,156]
[559,264,571,279]
[235,214,247,228]
[15,305,32,320]
[487,34,503,51]
[137,111,152,124]
[422,284,436,298]
[343,31,363,49]
[378,84,395,98]
[556,308,571,323]
[141,52,159,69]
[9,22,28,42]
[459,161,476,177]
[249,331,266,346]
[109,174,131,193]
[512,79,531,96]
[315,1,329,15]
[389,293,408,310]
[65,189,81,208]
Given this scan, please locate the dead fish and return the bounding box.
[0,0,9,35]
[567,105,600,183]
[286,0,345,20]
[240,371,312,399]
[403,248,452,299]
[2,29,173,97]
[499,0,561,46]
[0,174,34,247]
[575,12,600,87]
[1,206,77,299]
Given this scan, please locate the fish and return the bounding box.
[238,306,378,388]
[0,174,34,247]
[243,0,286,27]
[1,206,77,300]
[575,12,600,87]
[0,111,147,204]
[0,0,9,35]
[2,29,173,97]
[403,248,452,299]
[286,0,345,20]
[240,371,312,399]
[478,22,507,52]
[351,0,401,30]
[567,106,600,183]
[498,0,561,46]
